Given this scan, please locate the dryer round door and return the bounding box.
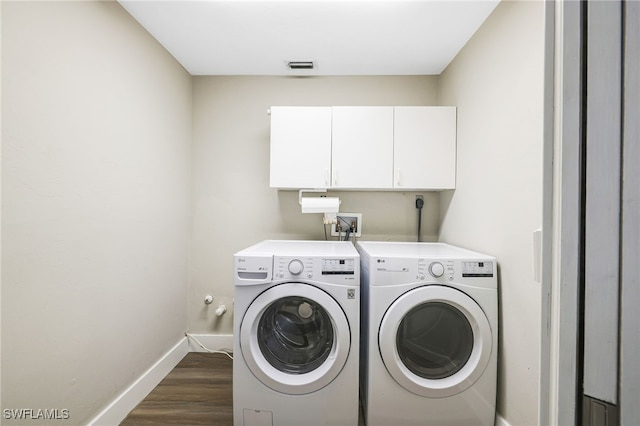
[379,285,492,398]
[240,283,351,395]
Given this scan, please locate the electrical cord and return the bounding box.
[416,197,424,242]
[185,332,233,360]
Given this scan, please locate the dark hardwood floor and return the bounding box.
[121,352,233,425]
[121,352,364,426]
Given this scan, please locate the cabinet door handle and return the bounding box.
[333,170,338,186]
[395,168,401,187]
[325,168,330,187]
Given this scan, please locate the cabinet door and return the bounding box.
[331,107,393,189]
[270,107,332,189]
[394,106,456,189]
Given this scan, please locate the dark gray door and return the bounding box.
[619,2,640,425]
[541,1,640,424]
[582,1,639,424]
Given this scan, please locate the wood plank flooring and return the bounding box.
[121,353,233,425]
[121,352,364,426]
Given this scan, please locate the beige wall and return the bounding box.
[189,75,441,333]
[1,2,191,424]
[438,1,545,425]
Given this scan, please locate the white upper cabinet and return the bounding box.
[269,106,332,189]
[393,106,456,189]
[331,107,394,189]
[269,106,456,190]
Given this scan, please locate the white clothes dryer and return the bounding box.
[357,242,497,426]
[233,240,360,426]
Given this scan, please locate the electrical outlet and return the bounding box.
[331,213,362,238]
[323,212,338,225]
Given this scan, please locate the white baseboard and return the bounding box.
[87,337,189,426]
[495,413,512,426]
[185,333,234,353]
[88,334,232,425]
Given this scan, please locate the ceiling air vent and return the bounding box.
[288,61,315,70]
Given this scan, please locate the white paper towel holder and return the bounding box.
[298,189,341,214]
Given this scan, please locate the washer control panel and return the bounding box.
[322,258,356,275]
[274,256,357,282]
[462,261,494,277]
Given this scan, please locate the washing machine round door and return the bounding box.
[240,283,350,395]
[379,285,492,398]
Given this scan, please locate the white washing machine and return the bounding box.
[233,240,360,426]
[357,241,497,426]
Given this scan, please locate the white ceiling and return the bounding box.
[118,0,500,76]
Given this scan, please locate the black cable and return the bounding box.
[416,197,424,242]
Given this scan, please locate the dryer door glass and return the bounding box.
[258,296,334,374]
[396,301,473,379]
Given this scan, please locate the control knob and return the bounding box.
[288,259,304,275]
[429,262,445,278]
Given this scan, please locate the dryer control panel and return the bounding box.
[418,259,455,281]
[365,257,496,287]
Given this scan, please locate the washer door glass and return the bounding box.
[397,302,473,380]
[379,285,492,398]
[240,283,351,395]
[258,296,334,374]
